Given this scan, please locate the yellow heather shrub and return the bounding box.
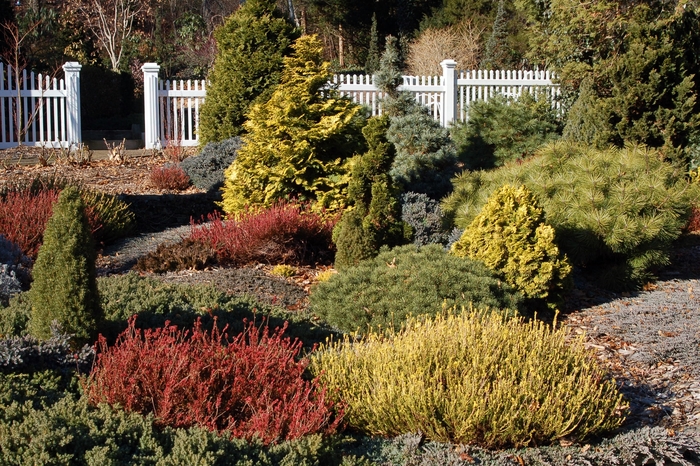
[451,184,572,305]
[310,309,627,448]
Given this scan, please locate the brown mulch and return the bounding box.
[1,146,699,438]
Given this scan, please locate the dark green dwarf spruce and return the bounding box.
[29,186,101,346]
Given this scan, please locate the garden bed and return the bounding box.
[1,150,700,462]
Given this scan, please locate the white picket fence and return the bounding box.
[142,60,559,149]
[0,62,82,149]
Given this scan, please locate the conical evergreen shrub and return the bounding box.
[219,34,366,215]
[333,116,406,269]
[29,187,101,345]
[377,36,457,199]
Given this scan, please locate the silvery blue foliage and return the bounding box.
[181,137,242,192]
[0,235,30,305]
[400,192,450,247]
[0,322,94,373]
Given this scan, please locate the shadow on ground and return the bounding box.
[119,191,222,233]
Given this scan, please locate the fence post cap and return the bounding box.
[440,59,458,68]
[62,62,82,71]
[141,63,161,72]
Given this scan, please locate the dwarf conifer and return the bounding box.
[220,34,366,215]
[28,187,101,345]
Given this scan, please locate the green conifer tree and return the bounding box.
[364,13,380,74]
[333,116,406,269]
[219,34,366,215]
[28,187,101,345]
[198,0,298,145]
[481,0,508,69]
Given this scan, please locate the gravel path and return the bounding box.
[562,240,700,433]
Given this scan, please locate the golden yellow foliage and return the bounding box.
[311,309,627,448]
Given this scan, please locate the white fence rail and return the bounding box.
[0,62,81,149]
[142,60,559,149]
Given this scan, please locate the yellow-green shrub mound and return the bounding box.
[451,184,572,307]
[310,309,627,448]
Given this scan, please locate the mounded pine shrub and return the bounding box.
[310,309,628,448]
[85,318,342,444]
[219,35,366,215]
[452,184,572,307]
[189,201,336,267]
[452,92,562,170]
[443,142,699,290]
[309,244,522,334]
[28,187,102,345]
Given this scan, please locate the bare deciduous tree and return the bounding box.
[1,19,46,146]
[407,21,483,77]
[72,0,144,71]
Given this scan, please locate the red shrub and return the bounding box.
[0,188,59,257]
[0,188,110,258]
[686,206,700,233]
[84,318,343,444]
[189,201,337,266]
[149,164,191,190]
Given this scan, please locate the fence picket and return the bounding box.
[145,61,558,148]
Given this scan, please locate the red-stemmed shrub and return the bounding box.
[686,206,700,233]
[0,188,60,257]
[189,201,336,266]
[84,318,343,444]
[149,164,191,190]
[0,188,120,258]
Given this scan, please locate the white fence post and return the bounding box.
[62,62,82,147]
[142,63,161,150]
[440,59,457,127]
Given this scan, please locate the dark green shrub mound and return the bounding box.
[400,192,450,246]
[180,137,242,192]
[0,385,364,465]
[310,244,523,334]
[134,238,217,273]
[333,116,406,269]
[28,187,102,345]
[443,142,699,290]
[452,92,562,170]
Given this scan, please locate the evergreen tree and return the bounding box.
[28,187,101,346]
[219,35,366,215]
[364,13,380,74]
[198,0,298,145]
[333,116,406,269]
[480,0,508,69]
[377,36,457,199]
